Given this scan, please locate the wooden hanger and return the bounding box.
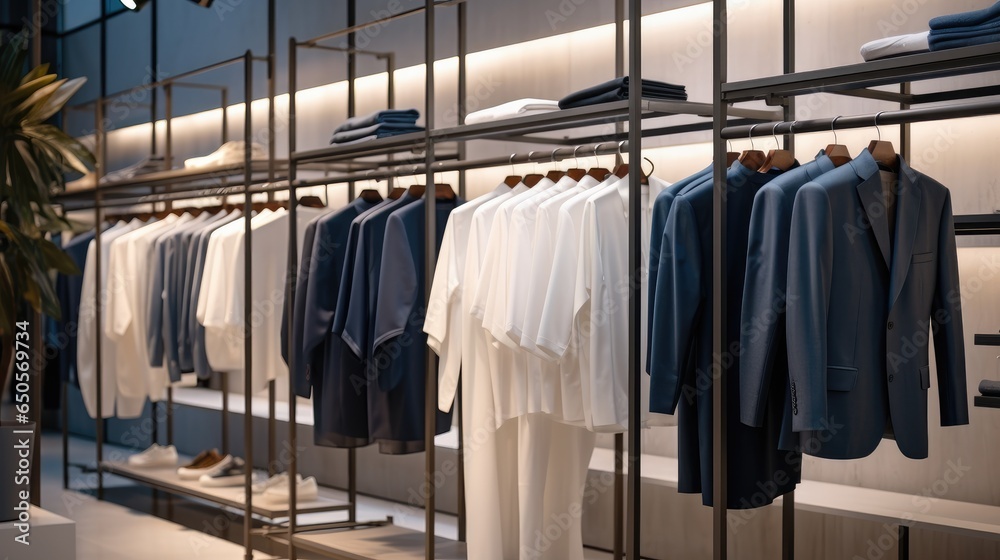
[824,116,853,168]
[739,124,767,171]
[758,123,796,172]
[407,183,457,200]
[522,151,545,187]
[300,195,326,208]
[502,154,522,187]
[357,188,384,203]
[564,146,588,181]
[586,145,612,182]
[544,149,566,182]
[867,111,899,172]
[611,141,651,185]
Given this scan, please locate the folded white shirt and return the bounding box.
[860,31,930,61]
[464,98,560,125]
[184,141,267,169]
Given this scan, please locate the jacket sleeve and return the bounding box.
[739,189,785,427]
[786,183,833,432]
[932,191,969,426]
[648,197,701,415]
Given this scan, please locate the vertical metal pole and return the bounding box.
[348,448,357,522]
[385,52,396,192]
[455,1,468,543]
[94,97,105,502]
[31,0,41,67]
[266,0,278,472]
[898,525,909,560]
[626,1,643,559]
[900,83,911,162]
[222,371,230,455]
[151,0,157,155]
[242,51,255,560]
[61,380,68,489]
[268,381,276,476]
[712,0,729,559]
[456,1,467,201]
[347,0,357,201]
[781,3,796,559]
[287,35,300,560]
[222,89,230,144]
[424,1,437,557]
[165,84,173,171]
[614,0,626,557]
[166,387,173,445]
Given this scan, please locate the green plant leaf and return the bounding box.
[38,237,79,275]
[19,62,49,86]
[32,76,87,123]
[11,77,65,123]
[0,74,57,116]
[22,124,95,174]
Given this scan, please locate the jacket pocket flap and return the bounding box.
[920,365,930,390]
[828,366,859,391]
[912,252,935,264]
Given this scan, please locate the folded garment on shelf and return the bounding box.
[558,76,687,109]
[333,109,420,134]
[980,379,1000,397]
[464,98,560,124]
[929,2,1000,31]
[329,122,424,144]
[929,18,1000,37]
[184,141,267,169]
[929,30,1000,51]
[102,155,167,183]
[861,31,930,61]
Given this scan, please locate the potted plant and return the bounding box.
[0,31,94,520]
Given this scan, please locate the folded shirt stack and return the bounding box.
[330,109,423,144]
[557,77,687,110]
[464,98,560,124]
[980,379,1000,397]
[929,2,1000,51]
[860,31,930,61]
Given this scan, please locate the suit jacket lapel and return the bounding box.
[889,161,923,310]
[855,174,892,270]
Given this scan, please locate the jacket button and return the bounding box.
[887,321,894,330]
[888,374,895,382]
[792,406,798,415]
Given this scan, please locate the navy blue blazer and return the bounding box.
[786,151,968,459]
[650,162,800,509]
[739,153,835,451]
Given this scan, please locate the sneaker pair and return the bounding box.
[177,449,225,480]
[253,473,319,503]
[127,444,178,468]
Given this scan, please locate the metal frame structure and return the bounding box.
[712,3,1000,560]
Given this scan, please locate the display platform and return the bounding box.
[289,525,467,560]
[100,460,350,518]
[0,506,75,560]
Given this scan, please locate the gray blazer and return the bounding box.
[785,150,968,460]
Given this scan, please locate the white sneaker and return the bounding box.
[261,476,319,504]
[252,472,303,494]
[127,444,178,468]
[184,141,266,169]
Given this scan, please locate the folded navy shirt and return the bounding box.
[930,2,1000,31]
[980,379,1000,397]
[333,109,420,134]
[558,76,687,109]
[929,31,1000,51]
[330,122,425,144]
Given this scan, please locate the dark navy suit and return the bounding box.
[650,161,800,509]
[739,153,835,452]
[786,151,968,459]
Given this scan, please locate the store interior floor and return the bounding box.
[37,432,614,559]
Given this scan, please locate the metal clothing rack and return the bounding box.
[712,3,1000,559]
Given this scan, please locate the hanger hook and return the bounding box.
[772,122,782,150]
[788,120,797,136]
[874,111,887,142]
[727,139,734,153]
[831,116,841,145]
[618,140,627,156]
[551,148,561,168]
[642,156,655,178]
[509,153,517,176]
[748,123,760,151]
[528,151,537,173]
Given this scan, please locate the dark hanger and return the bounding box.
[611,141,651,185]
[824,116,853,168]
[503,154,522,187]
[544,149,566,182]
[358,189,384,203]
[758,123,796,172]
[586,144,612,182]
[300,195,326,208]
[565,146,588,181]
[867,111,899,173]
[739,124,767,171]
